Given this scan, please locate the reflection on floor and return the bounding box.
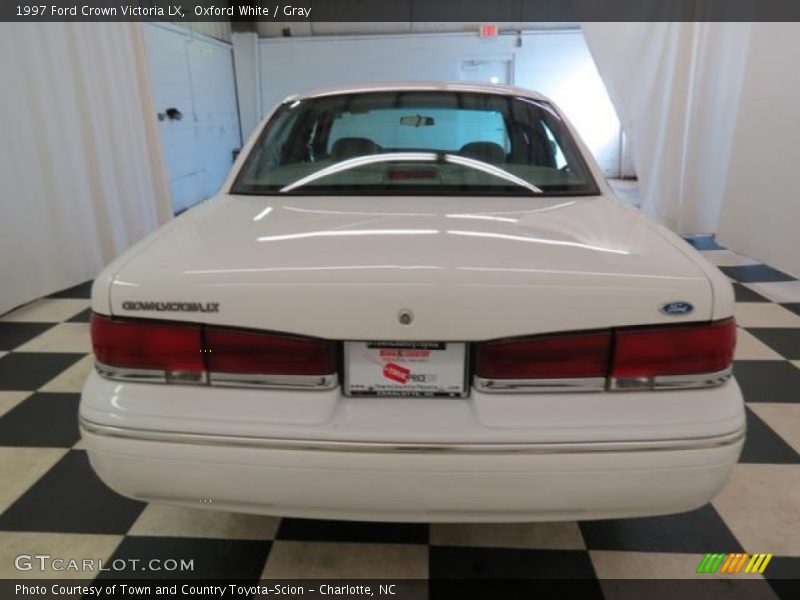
[0,237,798,591]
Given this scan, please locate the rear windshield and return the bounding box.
[231,91,600,197]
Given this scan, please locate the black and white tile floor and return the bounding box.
[0,237,798,595]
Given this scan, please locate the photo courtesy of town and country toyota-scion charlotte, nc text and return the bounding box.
[14,583,396,597]
[15,4,311,17]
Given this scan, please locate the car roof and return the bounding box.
[285,81,550,103]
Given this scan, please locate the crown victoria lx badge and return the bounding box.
[121,301,220,313]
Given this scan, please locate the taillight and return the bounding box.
[91,314,203,372]
[476,332,611,379]
[612,318,736,378]
[205,328,335,376]
[90,314,336,387]
[475,318,735,391]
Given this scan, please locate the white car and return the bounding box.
[80,82,744,522]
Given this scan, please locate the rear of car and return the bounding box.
[80,83,744,522]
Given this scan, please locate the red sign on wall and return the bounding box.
[479,24,498,38]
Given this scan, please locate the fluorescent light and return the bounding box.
[258,229,439,242]
[446,230,629,254]
[446,213,519,223]
[253,206,273,221]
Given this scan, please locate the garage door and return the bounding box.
[144,24,241,213]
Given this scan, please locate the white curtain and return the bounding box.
[580,22,752,234]
[0,23,172,315]
[714,23,800,277]
[582,22,800,277]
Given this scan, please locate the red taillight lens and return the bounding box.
[91,314,203,372]
[476,331,611,379]
[475,318,735,382]
[90,314,336,379]
[205,327,335,376]
[612,317,736,378]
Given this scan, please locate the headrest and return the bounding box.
[331,137,381,160]
[459,141,506,164]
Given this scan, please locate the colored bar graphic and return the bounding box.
[734,553,750,573]
[696,554,713,573]
[744,554,774,574]
[699,553,773,574]
[697,553,727,573]
[719,553,737,573]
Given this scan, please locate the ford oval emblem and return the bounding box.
[660,301,694,316]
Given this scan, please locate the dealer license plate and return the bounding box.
[344,341,467,397]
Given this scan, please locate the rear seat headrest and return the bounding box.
[459,141,507,164]
[331,137,382,160]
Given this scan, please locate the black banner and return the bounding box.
[3,0,800,23]
[1,579,798,599]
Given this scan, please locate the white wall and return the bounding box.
[144,24,242,213]
[252,31,626,176]
[717,23,800,277]
[232,32,261,141]
[257,22,580,37]
[177,21,232,43]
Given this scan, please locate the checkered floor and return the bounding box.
[0,236,798,594]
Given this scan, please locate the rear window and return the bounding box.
[232,91,599,197]
[328,108,510,154]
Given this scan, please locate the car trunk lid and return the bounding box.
[105,194,713,341]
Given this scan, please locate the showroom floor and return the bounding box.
[0,236,798,595]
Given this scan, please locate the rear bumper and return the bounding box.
[80,368,745,522]
[80,418,743,522]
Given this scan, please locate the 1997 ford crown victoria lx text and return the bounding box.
[80,82,743,522]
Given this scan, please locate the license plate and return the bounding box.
[344,341,467,397]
